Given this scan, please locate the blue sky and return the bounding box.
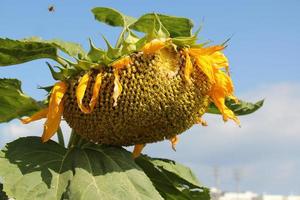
[1,0,300,195]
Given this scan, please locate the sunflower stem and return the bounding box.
[115,28,126,48]
[57,127,65,147]
[67,130,76,148]
[67,130,88,148]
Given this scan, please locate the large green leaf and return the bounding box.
[0,38,86,66]
[0,79,41,123]
[0,38,57,66]
[130,14,193,38]
[92,7,137,28]
[136,156,210,200]
[0,137,163,200]
[25,37,86,58]
[207,99,264,116]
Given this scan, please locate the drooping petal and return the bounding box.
[111,56,132,70]
[169,136,179,151]
[187,45,239,125]
[42,102,64,142]
[20,108,49,124]
[76,72,91,114]
[183,50,193,84]
[41,81,67,142]
[142,39,166,54]
[209,70,240,125]
[89,72,103,111]
[132,144,145,159]
[112,70,122,107]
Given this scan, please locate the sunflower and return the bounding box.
[18,8,241,158]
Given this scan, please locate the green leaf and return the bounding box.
[130,13,194,38]
[0,38,86,67]
[24,37,86,58]
[92,7,137,28]
[0,79,41,123]
[136,156,210,200]
[0,137,163,200]
[207,98,264,115]
[0,38,57,66]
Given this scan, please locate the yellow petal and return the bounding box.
[189,45,224,56]
[209,71,240,125]
[184,50,193,84]
[169,136,179,151]
[42,102,64,142]
[76,72,91,114]
[89,72,103,111]
[210,51,229,73]
[111,56,132,69]
[132,144,145,159]
[195,56,216,83]
[20,108,49,124]
[112,70,122,107]
[41,81,67,142]
[142,39,166,54]
[188,46,228,82]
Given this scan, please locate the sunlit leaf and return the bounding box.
[0,37,86,67]
[0,79,41,123]
[0,38,57,66]
[207,98,264,116]
[0,137,163,200]
[25,37,86,58]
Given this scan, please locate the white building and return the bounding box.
[210,188,300,200]
[219,191,258,200]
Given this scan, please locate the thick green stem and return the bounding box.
[57,127,65,147]
[67,130,88,148]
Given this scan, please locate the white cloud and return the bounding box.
[0,120,71,147]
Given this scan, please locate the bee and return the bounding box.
[48,5,55,12]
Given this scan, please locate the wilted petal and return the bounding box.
[76,72,91,114]
[169,136,179,151]
[132,144,145,158]
[41,81,67,142]
[89,72,103,111]
[112,70,122,107]
[20,108,49,124]
[111,56,132,69]
[142,39,166,54]
[209,71,240,125]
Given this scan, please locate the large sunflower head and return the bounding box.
[17,7,262,157]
